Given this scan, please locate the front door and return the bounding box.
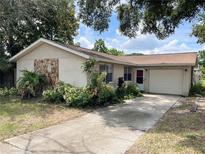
[136,69,144,91]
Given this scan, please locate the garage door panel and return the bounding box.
[149,69,183,95]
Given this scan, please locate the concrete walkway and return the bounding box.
[0,94,180,154]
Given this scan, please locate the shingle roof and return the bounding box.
[54,41,136,65]
[54,40,197,66]
[10,38,197,66]
[118,53,197,66]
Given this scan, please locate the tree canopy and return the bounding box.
[0,0,79,71]
[92,39,108,53]
[126,53,144,56]
[0,0,79,57]
[77,0,205,41]
[108,48,124,56]
[92,39,124,56]
[198,50,205,67]
[197,50,205,75]
[192,15,205,44]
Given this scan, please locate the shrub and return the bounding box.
[17,70,47,99]
[116,84,127,99]
[63,87,93,107]
[63,85,117,107]
[43,82,72,103]
[189,82,203,95]
[98,85,118,105]
[8,87,18,96]
[89,72,106,90]
[88,72,120,105]
[82,58,96,73]
[43,72,141,107]
[63,73,119,107]
[116,83,141,99]
[0,88,9,96]
[43,89,63,103]
[126,83,140,96]
[0,87,18,97]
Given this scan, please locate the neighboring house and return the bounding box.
[10,38,197,96]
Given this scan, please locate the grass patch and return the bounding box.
[127,97,205,154]
[0,97,86,140]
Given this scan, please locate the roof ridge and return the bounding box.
[124,52,197,57]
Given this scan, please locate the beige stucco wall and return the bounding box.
[182,67,192,96]
[142,66,192,96]
[113,64,124,84]
[16,44,87,87]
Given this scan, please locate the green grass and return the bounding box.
[0,97,86,140]
[127,97,205,154]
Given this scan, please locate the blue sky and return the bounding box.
[75,13,204,54]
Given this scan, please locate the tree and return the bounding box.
[0,54,12,72]
[77,0,205,40]
[197,50,205,76]
[198,50,205,67]
[108,48,124,56]
[0,0,79,57]
[126,53,144,56]
[192,15,205,44]
[92,39,124,56]
[92,39,108,53]
[0,0,79,72]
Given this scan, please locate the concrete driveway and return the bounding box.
[0,94,180,154]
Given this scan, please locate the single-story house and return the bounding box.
[9,38,197,96]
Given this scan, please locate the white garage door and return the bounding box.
[149,69,183,95]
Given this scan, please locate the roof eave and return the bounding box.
[9,39,44,62]
[9,38,90,62]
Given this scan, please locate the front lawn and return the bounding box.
[0,97,86,140]
[127,97,205,154]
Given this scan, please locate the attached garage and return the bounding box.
[149,69,184,95]
[122,53,197,96]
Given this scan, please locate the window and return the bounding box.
[99,64,113,83]
[124,66,132,81]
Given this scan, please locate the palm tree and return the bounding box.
[17,70,47,99]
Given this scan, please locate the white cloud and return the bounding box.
[107,30,197,54]
[154,40,192,53]
[77,37,93,49]
[75,23,200,55]
[122,35,160,50]
[138,39,195,54]
[116,29,122,36]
